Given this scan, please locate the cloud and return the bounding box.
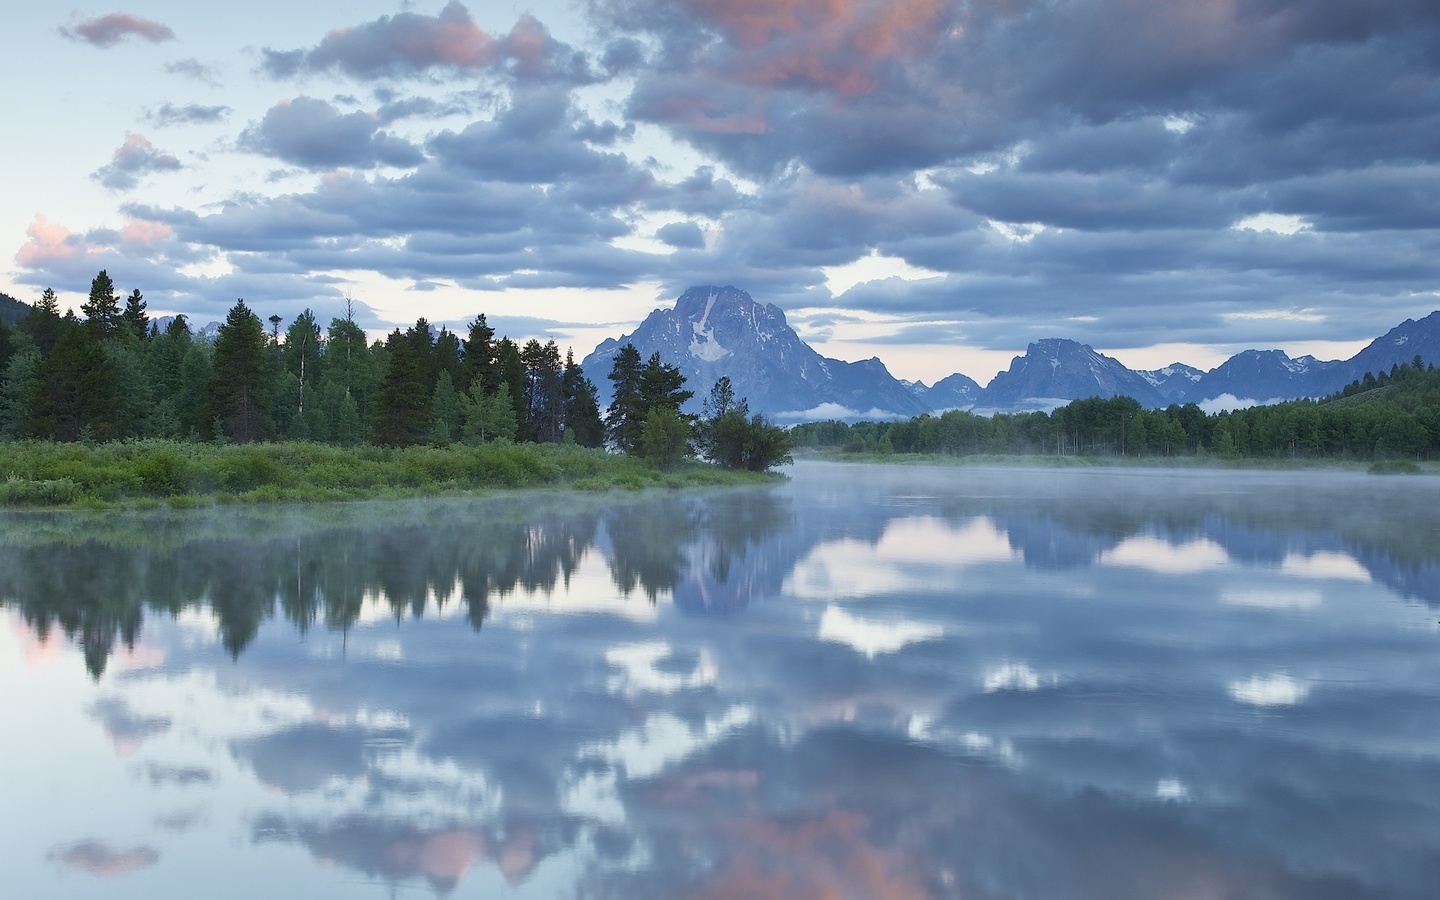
[239,97,425,170]
[165,58,222,86]
[656,221,705,249]
[146,102,232,127]
[48,841,160,877]
[261,3,594,84]
[60,12,175,47]
[91,133,182,191]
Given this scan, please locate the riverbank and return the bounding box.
[793,448,1434,474]
[0,440,781,509]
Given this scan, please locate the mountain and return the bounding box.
[979,339,1167,410]
[908,372,983,411]
[0,292,30,326]
[1188,350,1342,404]
[580,285,928,421]
[1137,363,1205,404]
[1336,311,1440,386]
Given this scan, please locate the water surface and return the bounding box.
[3,461,1439,898]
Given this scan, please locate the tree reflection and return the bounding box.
[0,489,791,676]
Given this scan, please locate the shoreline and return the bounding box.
[792,448,1436,475]
[0,439,783,511]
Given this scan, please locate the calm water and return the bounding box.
[3,461,1439,899]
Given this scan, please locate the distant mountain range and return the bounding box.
[582,285,1440,421]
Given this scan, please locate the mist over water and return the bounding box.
[3,462,1439,898]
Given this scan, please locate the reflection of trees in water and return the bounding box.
[603,491,794,613]
[0,488,793,676]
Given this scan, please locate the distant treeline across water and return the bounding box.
[792,357,1440,462]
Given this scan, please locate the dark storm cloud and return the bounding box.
[91,133,182,191]
[261,2,596,85]
[146,102,232,127]
[239,97,425,170]
[60,12,174,47]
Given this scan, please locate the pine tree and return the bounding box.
[204,299,273,442]
[496,337,529,440]
[81,270,122,340]
[605,343,644,453]
[372,331,431,446]
[31,318,118,440]
[121,289,149,341]
[23,288,63,356]
[561,349,604,447]
[521,339,564,443]
[461,314,497,395]
[428,369,462,443]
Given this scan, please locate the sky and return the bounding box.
[3,1,1439,384]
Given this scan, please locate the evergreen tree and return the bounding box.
[324,313,378,429]
[204,300,273,442]
[30,317,118,440]
[640,351,693,417]
[434,327,463,395]
[605,343,644,453]
[0,343,40,439]
[81,270,122,340]
[428,369,462,443]
[459,380,517,444]
[561,349,604,447]
[283,309,324,423]
[405,318,437,395]
[121,289,149,341]
[372,331,431,446]
[461,314,497,395]
[23,287,64,356]
[521,339,564,443]
[495,337,529,440]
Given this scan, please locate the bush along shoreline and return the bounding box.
[0,440,781,509]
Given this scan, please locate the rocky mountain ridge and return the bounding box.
[582,287,1440,420]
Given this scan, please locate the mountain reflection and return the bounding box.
[5,464,1440,899]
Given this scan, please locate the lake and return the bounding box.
[2,460,1439,899]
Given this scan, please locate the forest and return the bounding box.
[0,272,790,486]
[792,358,1440,464]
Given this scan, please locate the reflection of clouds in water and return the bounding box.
[48,840,159,877]
[983,662,1045,693]
[1230,673,1309,707]
[90,696,171,757]
[818,605,943,659]
[1099,535,1229,574]
[1222,588,1323,610]
[606,641,716,694]
[585,707,754,781]
[1279,551,1372,583]
[562,770,626,824]
[1156,778,1190,801]
[787,516,1013,600]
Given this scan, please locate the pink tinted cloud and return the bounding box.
[49,841,160,877]
[60,12,176,47]
[266,3,580,81]
[683,0,948,93]
[15,215,83,270]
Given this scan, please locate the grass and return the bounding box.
[0,439,782,509]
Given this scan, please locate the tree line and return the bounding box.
[791,356,1440,461]
[0,271,790,471]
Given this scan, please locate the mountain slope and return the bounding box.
[980,339,1167,409]
[581,286,927,421]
